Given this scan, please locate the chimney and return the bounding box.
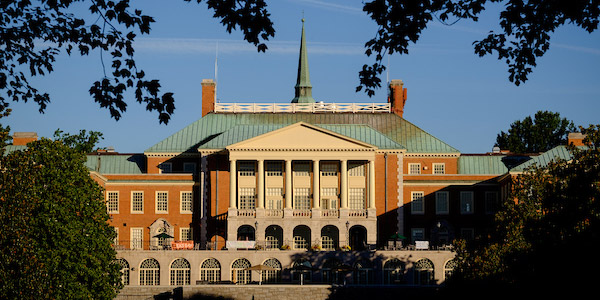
[201,79,216,117]
[568,132,585,146]
[13,132,38,145]
[389,79,407,117]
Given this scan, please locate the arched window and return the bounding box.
[265,225,283,250]
[321,225,339,250]
[354,260,373,285]
[231,258,251,284]
[293,225,310,250]
[444,259,458,281]
[117,258,130,286]
[200,258,221,283]
[139,258,160,286]
[291,259,312,282]
[237,225,255,241]
[414,258,435,285]
[383,258,405,285]
[170,258,191,286]
[262,258,282,283]
[322,258,345,284]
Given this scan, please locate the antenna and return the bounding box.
[214,41,218,103]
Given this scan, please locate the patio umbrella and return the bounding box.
[389,233,407,240]
[153,232,174,239]
[245,264,277,285]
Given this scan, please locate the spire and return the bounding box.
[292,18,315,103]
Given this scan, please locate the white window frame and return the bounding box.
[159,162,172,174]
[131,227,143,250]
[156,191,169,214]
[435,191,449,215]
[348,161,365,176]
[180,228,192,241]
[266,188,283,210]
[349,188,365,210]
[320,162,338,177]
[411,191,425,214]
[408,163,421,175]
[114,227,119,245]
[433,163,445,174]
[107,191,119,213]
[131,191,144,214]
[239,187,256,210]
[266,162,283,176]
[293,188,311,210]
[460,191,474,214]
[180,191,193,214]
[183,162,196,174]
[238,162,255,176]
[321,187,338,210]
[293,162,310,177]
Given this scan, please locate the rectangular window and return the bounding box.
[114,227,119,245]
[435,191,449,214]
[348,162,365,176]
[433,163,445,174]
[180,191,193,213]
[238,162,255,176]
[183,162,196,173]
[485,191,499,214]
[293,162,310,177]
[411,228,425,241]
[156,191,168,213]
[266,162,283,176]
[131,191,144,213]
[180,228,192,241]
[408,163,421,175]
[349,188,365,210]
[159,162,172,173]
[239,188,256,210]
[460,191,474,214]
[107,191,119,213]
[411,191,425,214]
[320,162,338,177]
[266,188,283,210]
[293,188,311,210]
[321,187,338,209]
[131,228,143,250]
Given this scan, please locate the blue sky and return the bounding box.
[4,0,600,153]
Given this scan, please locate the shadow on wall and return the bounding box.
[158,287,235,300]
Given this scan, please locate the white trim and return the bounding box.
[155,191,169,214]
[106,191,119,214]
[408,163,421,175]
[460,191,474,215]
[432,163,446,175]
[130,227,143,250]
[435,191,449,215]
[180,191,193,214]
[215,102,391,113]
[410,191,425,215]
[131,191,144,214]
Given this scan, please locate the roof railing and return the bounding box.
[214,103,391,113]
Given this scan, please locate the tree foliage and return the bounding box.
[0,136,121,299]
[358,0,600,96]
[0,0,274,124]
[495,110,576,153]
[448,124,600,295]
[53,128,104,153]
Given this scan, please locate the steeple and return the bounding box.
[292,18,315,103]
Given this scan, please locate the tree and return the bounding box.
[0,0,274,124]
[495,110,576,153]
[447,124,600,296]
[0,137,121,299]
[53,129,104,153]
[357,0,600,96]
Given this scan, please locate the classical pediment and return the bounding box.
[226,122,377,151]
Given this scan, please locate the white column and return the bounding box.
[257,159,264,208]
[340,159,348,209]
[313,159,320,209]
[229,159,236,209]
[369,159,376,209]
[285,160,292,209]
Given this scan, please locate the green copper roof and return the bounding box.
[199,124,404,149]
[458,155,508,175]
[2,145,26,156]
[85,154,145,174]
[510,146,574,172]
[145,113,459,153]
[291,19,315,103]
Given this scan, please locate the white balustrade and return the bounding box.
[214,103,391,114]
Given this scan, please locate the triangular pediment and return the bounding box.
[226,122,377,151]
